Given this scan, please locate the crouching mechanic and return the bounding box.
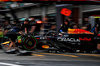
[5,26,21,53]
[5,20,29,53]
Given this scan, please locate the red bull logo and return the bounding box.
[79,37,91,41]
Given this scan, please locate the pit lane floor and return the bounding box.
[0,50,100,66]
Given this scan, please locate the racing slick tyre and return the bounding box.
[22,36,37,50]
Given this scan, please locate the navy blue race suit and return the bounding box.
[59,24,71,33]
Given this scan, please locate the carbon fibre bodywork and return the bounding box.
[39,29,100,53]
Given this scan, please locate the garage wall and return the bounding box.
[46,5,56,14]
[82,5,100,12]
[16,10,25,18]
[15,4,56,18]
[30,7,41,16]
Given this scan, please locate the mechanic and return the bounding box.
[3,20,12,35]
[82,17,91,31]
[5,19,30,53]
[28,16,41,35]
[5,20,21,53]
[59,19,71,33]
[50,23,56,31]
[19,19,30,35]
[40,16,52,35]
[95,21,100,53]
[12,20,17,26]
[66,17,75,28]
[28,16,36,34]
[72,23,78,29]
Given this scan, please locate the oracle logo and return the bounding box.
[57,37,80,42]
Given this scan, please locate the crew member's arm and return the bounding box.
[81,26,87,30]
[95,24,98,34]
[3,30,8,35]
[29,26,36,33]
[59,26,65,33]
[25,28,28,34]
[95,27,98,34]
[19,31,24,35]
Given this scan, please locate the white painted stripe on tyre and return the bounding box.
[0,62,23,66]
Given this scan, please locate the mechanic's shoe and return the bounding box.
[11,49,16,52]
[6,50,12,53]
[15,49,19,54]
[11,49,19,54]
[6,49,18,54]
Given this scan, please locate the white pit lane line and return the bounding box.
[0,62,23,66]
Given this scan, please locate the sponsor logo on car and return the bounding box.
[79,37,91,41]
[57,37,80,42]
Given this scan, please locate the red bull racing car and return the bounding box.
[1,22,100,54]
[40,29,100,53]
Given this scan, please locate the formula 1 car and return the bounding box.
[1,27,99,54]
[40,29,100,53]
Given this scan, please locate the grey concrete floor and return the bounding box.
[0,50,99,66]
